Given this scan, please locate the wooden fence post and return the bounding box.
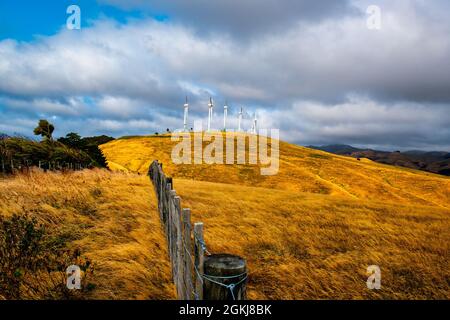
[182,208,193,300]
[173,193,184,299]
[165,177,173,217]
[203,254,247,300]
[168,190,175,265]
[194,222,205,300]
[148,160,248,301]
[163,178,172,239]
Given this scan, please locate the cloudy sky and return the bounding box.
[0,0,449,150]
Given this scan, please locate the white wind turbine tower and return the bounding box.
[223,101,228,131]
[207,97,214,132]
[238,107,243,132]
[251,112,258,134]
[183,96,189,132]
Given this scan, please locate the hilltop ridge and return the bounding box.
[100,133,450,299]
[101,134,450,208]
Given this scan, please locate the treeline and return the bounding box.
[0,120,114,174]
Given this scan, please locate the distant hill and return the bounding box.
[0,133,9,140]
[308,144,450,176]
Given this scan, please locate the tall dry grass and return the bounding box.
[100,134,450,299]
[0,169,175,299]
[2,133,448,300]
[173,178,450,299]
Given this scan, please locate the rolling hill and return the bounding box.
[309,144,450,176]
[101,133,450,208]
[1,133,448,299]
[99,133,450,299]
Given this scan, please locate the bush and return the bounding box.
[0,137,94,173]
[58,133,114,168]
[0,214,94,300]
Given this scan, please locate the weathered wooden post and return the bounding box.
[194,223,205,300]
[168,190,174,263]
[163,177,172,239]
[147,161,249,301]
[173,192,184,299]
[203,254,247,300]
[182,208,193,300]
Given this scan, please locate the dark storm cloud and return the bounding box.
[258,99,450,150]
[101,0,356,38]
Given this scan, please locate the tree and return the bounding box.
[33,120,55,141]
[58,132,82,148]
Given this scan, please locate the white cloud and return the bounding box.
[0,1,449,150]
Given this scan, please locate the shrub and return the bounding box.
[0,214,94,300]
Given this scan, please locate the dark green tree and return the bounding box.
[58,133,82,148]
[33,120,55,141]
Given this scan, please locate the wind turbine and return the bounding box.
[207,97,214,132]
[252,112,258,134]
[183,96,189,132]
[223,101,228,131]
[238,107,243,132]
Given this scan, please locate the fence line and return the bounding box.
[148,160,248,300]
[0,158,85,174]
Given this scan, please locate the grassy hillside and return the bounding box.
[174,178,450,299]
[101,133,450,208]
[99,133,450,299]
[0,170,175,299]
[2,134,448,299]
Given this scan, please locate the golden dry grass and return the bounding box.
[101,133,450,208]
[0,169,175,300]
[174,178,450,299]
[100,134,450,299]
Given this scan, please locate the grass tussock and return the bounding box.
[0,169,175,299]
